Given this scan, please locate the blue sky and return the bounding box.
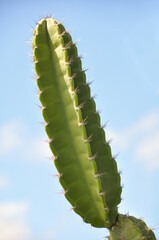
[1,0,159,239]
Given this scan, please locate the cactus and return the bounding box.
[109,215,156,240]
[32,17,156,239]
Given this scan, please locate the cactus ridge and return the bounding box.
[57,21,122,225]
[33,18,108,228]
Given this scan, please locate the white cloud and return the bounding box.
[26,138,52,162]
[0,176,10,189]
[33,228,56,240]
[135,133,159,170]
[107,111,159,171]
[0,201,57,240]
[0,119,24,155]
[0,119,52,163]
[0,202,31,240]
[0,202,29,219]
[107,111,159,149]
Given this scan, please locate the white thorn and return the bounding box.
[95,173,105,178]
[84,135,92,143]
[58,30,66,37]
[58,189,68,195]
[89,153,97,161]
[99,192,106,196]
[74,38,80,45]
[68,206,76,211]
[53,173,63,178]
[48,155,57,161]
[68,73,77,80]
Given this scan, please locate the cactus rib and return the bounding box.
[58,22,122,225]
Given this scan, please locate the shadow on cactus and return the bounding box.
[32,17,157,239]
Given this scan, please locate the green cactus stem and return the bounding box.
[127,215,157,240]
[32,17,121,228]
[109,214,156,240]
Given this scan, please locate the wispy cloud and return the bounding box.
[0,119,23,156]
[33,228,56,240]
[0,119,52,163]
[26,137,52,162]
[135,132,159,170]
[0,202,31,240]
[0,199,57,240]
[107,111,159,171]
[0,175,10,190]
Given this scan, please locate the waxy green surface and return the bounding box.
[109,215,157,240]
[128,215,156,240]
[109,215,143,240]
[33,17,121,228]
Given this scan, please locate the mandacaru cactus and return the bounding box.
[32,17,157,239]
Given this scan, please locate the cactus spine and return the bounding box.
[32,17,157,239]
